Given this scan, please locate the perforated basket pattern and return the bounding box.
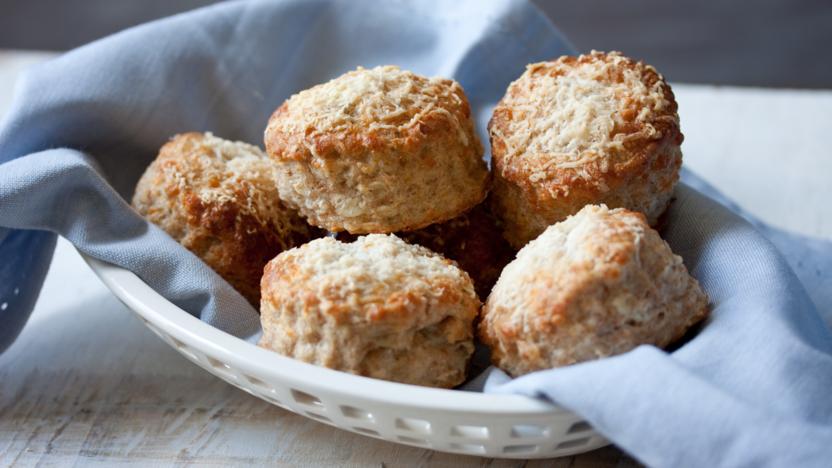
[86,255,609,459]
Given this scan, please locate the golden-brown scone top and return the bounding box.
[394,203,515,299]
[132,132,320,306]
[479,205,708,377]
[258,234,480,388]
[265,65,490,234]
[335,203,516,299]
[489,51,683,248]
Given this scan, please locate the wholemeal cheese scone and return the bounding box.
[479,205,708,377]
[264,65,490,234]
[132,132,320,306]
[258,234,480,388]
[394,203,515,299]
[336,203,515,299]
[489,51,683,248]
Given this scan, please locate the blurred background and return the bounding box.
[0,0,830,88]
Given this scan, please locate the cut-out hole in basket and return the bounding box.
[243,374,272,391]
[170,338,199,361]
[567,421,592,434]
[305,411,332,423]
[206,357,238,381]
[176,348,199,361]
[291,389,323,408]
[449,443,486,455]
[450,425,489,439]
[556,437,591,450]
[511,424,548,439]
[503,444,539,455]
[397,435,429,446]
[340,405,374,421]
[352,426,380,436]
[395,417,431,435]
[206,356,232,371]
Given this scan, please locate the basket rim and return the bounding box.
[81,253,565,416]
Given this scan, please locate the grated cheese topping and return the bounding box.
[494,51,674,176]
[161,133,281,224]
[275,65,470,149]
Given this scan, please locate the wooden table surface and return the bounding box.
[1,50,830,467]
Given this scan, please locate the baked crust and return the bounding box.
[265,65,490,233]
[479,205,709,377]
[336,202,515,299]
[258,235,480,388]
[489,51,683,248]
[132,132,320,306]
[393,203,515,299]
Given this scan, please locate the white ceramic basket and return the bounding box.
[83,255,609,459]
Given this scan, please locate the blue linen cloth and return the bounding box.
[0,0,829,465]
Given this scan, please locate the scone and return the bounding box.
[132,132,320,306]
[264,65,490,234]
[336,203,515,299]
[479,205,708,377]
[489,51,683,248]
[395,203,515,299]
[258,234,479,388]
